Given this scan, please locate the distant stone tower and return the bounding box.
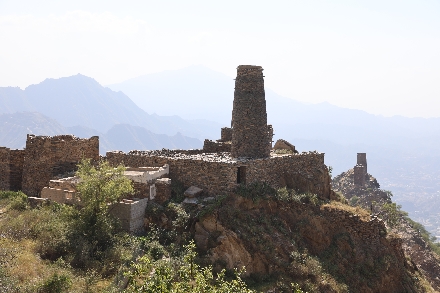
[231,65,271,158]
[357,153,367,174]
[354,153,367,186]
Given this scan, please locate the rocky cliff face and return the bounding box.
[191,194,429,292]
[332,169,440,292]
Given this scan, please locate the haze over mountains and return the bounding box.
[0,66,439,237]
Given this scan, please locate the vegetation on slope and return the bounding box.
[1,161,437,292]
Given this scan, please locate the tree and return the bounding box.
[125,241,255,293]
[70,159,134,263]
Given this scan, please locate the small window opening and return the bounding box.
[237,166,246,184]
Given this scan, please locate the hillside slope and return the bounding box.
[332,170,440,291]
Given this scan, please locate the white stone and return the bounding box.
[184,186,203,198]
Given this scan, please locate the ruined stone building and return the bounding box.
[0,65,334,231]
[107,65,332,198]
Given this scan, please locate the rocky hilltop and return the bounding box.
[332,167,440,291]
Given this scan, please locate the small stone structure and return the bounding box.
[231,65,272,158]
[38,165,171,232]
[354,153,368,186]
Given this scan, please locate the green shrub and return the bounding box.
[1,191,29,211]
[236,182,276,202]
[38,273,71,293]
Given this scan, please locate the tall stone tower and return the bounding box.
[231,65,271,158]
[357,153,367,174]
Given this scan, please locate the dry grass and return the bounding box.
[321,201,371,221]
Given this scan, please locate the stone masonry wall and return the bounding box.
[9,150,25,191]
[22,135,99,197]
[106,150,332,198]
[106,151,237,195]
[203,139,231,153]
[231,65,271,158]
[245,152,332,199]
[0,147,10,191]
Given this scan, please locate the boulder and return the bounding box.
[273,139,298,153]
[184,186,203,198]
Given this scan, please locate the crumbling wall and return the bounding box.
[231,65,271,158]
[0,147,10,191]
[107,151,237,195]
[9,150,25,191]
[244,152,332,199]
[22,134,99,197]
[203,139,231,153]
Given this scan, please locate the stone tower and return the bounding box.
[354,153,367,186]
[231,65,271,158]
[357,153,367,174]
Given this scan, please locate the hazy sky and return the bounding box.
[1,0,439,118]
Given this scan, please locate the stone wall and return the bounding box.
[0,147,10,191]
[9,150,24,191]
[203,139,231,153]
[107,151,237,195]
[244,152,332,198]
[231,65,271,158]
[22,134,99,197]
[106,150,332,198]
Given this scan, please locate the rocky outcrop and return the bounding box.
[194,195,427,292]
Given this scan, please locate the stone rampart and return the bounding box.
[203,139,231,153]
[22,134,99,197]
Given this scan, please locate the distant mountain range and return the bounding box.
[0,112,201,153]
[0,74,220,140]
